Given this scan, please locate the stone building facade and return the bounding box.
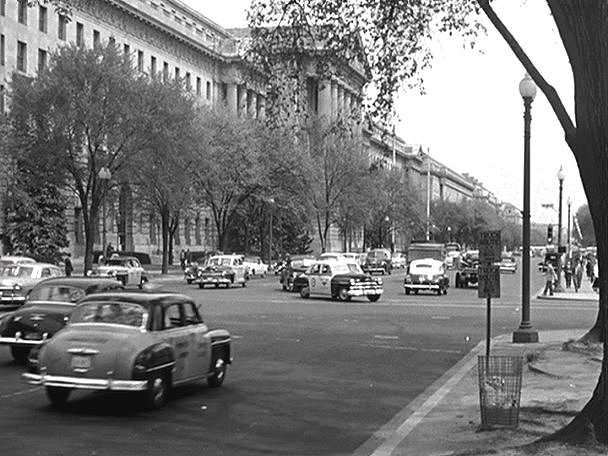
[0,0,499,258]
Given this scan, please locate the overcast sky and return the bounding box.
[182,0,586,225]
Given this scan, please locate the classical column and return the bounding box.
[226,83,238,114]
[318,79,332,121]
[337,85,344,119]
[344,91,352,118]
[249,90,257,118]
[257,95,266,120]
[331,81,338,120]
[238,85,248,117]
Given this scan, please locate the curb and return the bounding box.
[535,287,598,302]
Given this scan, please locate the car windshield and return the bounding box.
[4,265,35,278]
[28,285,86,303]
[106,259,128,267]
[333,263,363,274]
[71,301,146,327]
[369,251,390,259]
[208,257,232,266]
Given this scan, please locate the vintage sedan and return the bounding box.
[499,254,518,274]
[196,254,248,288]
[183,261,202,284]
[296,260,383,302]
[362,248,392,275]
[0,255,36,268]
[23,292,232,409]
[0,263,63,308]
[0,277,124,363]
[93,256,148,288]
[404,258,449,295]
[241,256,269,277]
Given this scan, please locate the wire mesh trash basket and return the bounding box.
[478,355,523,428]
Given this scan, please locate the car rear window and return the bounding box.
[28,285,85,303]
[71,302,146,328]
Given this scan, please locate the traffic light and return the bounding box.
[547,224,553,244]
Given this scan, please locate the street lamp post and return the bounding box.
[555,166,565,292]
[268,197,275,265]
[567,196,572,252]
[98,167,112,257]
[447,226,452,243]
[513,73,539,344]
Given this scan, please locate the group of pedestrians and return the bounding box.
[543,255,592,296]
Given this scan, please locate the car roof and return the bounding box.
[410,258,443,265]
[79,291,194,308]
[1,256,36,262]
[34,276,123,288]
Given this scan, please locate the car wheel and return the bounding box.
[11,346,30,364]
[455,274,460,288]
[443,288,448,295]
[338,287,349,301]
[215,284,220,288]
[436,288,442,296]
[414,290,419,295]
[300,286,310,298]
[207,350,228,388]
[405,288,410,295]
[368,295,380,302]
[46,386,71,407]
[187,279,193,284]
[144,374,168,410]
[242,280,246,287]
[198,283,204,289]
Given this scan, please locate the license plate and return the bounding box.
[24,333,41,340]
[365,289,376,295]
[71,355,91,370]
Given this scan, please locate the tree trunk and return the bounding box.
[160,207,170,275]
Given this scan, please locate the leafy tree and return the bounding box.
[9,44,152,274]
[131,78,198,274]
[189,108,267,251]
[248,0,608,444]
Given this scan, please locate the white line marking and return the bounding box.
[0,387,40,400]
[374,335,399,340]
[431,316,450,320]
[361,343,461,355]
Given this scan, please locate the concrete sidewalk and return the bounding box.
[357,286,605,456]
[536,276,598,302]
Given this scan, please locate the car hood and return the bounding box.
[0,277,36,287]
[97,266,129,272]
[40,324,151,380]
[1,302,74,337]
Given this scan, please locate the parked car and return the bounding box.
[0,263,63,308]
[404,258,449,295]
[91,256,148,288]
[0,277,124,363]
[391,251,407,269]
[23,291,232,409]
[196,254,248,288]
[241,256,269,277]
[362,248,392,275]
[183,261,201,284]
[499,254,518,274]
[295,260,383,302]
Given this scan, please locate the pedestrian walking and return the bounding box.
[179,249,186,270]
[64,254,73,277]
[574,260,583,292]
[542,262,557,296]
[564,259,573,289]
[105,242,115,260]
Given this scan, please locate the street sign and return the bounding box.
[479,230,501,265]
[478,265,500,299]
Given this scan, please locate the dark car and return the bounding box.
[295,260,383,302]
[0,277,124,363]
[455,250,480,288]
[23,292,232,409]
[362,248,392,275]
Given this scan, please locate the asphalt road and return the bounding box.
[0,262,598,456]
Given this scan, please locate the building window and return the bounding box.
[0,0,5,17]
[39,5,47,32]
[185,72,191,89]
[108,36,115,46]
[123,43,130,56]
[17,41,27,72]
[38,49,47,72]
[0,35,4,66]
[58,14,67,41]
[174,66,180,80]
[93,30,100,47]
[163,61,168,82]
[150,56,157,75]
[196,77,201,96]
[76,22,84,47]
[18,0,27,25]
[206,81,211,100]
[137,50,144,72]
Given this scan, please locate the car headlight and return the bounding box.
[349,278,356,286]
[375,277,383,285]
[404,275,412,283]
[13,283,22,291]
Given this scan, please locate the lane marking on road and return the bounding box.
[0,387,40,400]
[431,316,450,320]
[352,340,485,456]
[374,335,399,340]
[361,343,462,355]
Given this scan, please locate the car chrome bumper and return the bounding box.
[404,283,441,290]
[0,296,26,305]
[22,372,148,391]
[197,277,231,284]
[0,336,45,347]
[347,288,383,297]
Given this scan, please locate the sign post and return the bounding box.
[479,231,501,359]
